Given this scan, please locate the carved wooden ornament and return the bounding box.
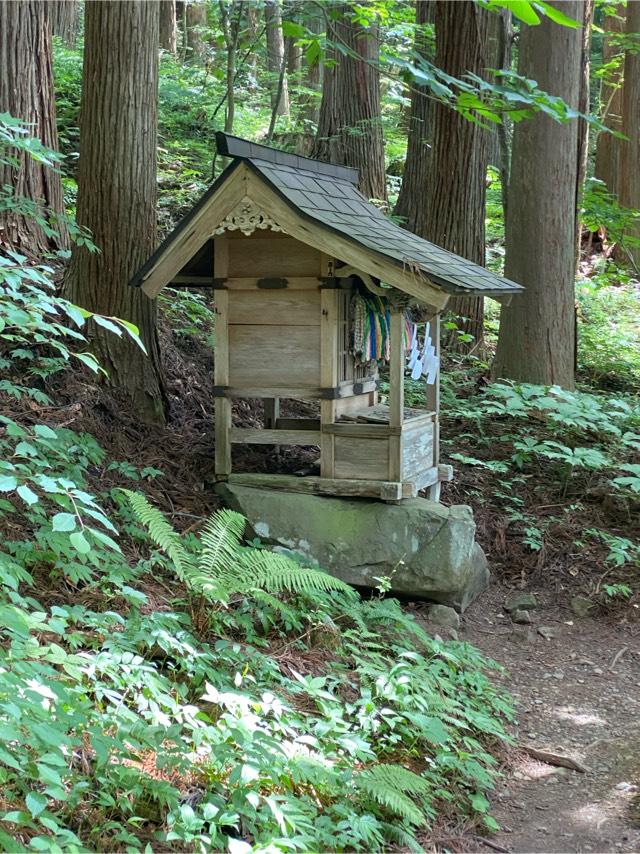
[213,196,285,236]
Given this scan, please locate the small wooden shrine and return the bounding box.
[132,133,523,502]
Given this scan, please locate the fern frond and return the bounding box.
[235,549,352,596]
[123,490,195,583]
[198,508,245,576]
[379,821,423,853]
[355,764,432,827]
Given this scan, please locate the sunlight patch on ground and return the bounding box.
[554,706,607,727]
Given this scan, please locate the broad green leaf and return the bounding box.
[491,0,540,25]
[535,1,581,27]
[17,484,39,506]
[0,475,17,492]
[70,531,91,554]
[93,315,121,335]
[51,512,76,532]
[25,792,47,819]
[33,424,57,439]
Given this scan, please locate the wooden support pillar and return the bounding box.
[425,313,441,501]
[263,398,280,428]
[214,238,231,476]
[320,255,338,477]
[388,310,404,482]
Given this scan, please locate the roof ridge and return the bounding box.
[215,132,359,185]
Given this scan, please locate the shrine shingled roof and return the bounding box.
[131,133,524,299]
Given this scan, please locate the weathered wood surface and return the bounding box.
[320,280,338,478]
[214,248,232,475]
[401,466,439,498]
[333,435,389,480]
[225,276,321,290]
[228,324,321,387]
[401,422,435,480]
[230,427,321,445]
[228,289,320,325]
[226,472,403,500]
[228,234,321,278]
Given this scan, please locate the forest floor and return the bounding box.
[439,585,640,854]
[36,308,639,853]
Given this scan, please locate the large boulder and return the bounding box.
[215,484,489,611]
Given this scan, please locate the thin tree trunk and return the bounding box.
[496,9,513,220]
[394,0,433,233]
[575,0,594,260]
[299,11,324,133]
[618,0,640,269]
[186,1,207,62]
[0,1,68,254]
[493,1,583,390]
[424,1,490,351]
[594,4,625,196]
[63,0,165,423]
[48,0,77,47]
[312,2,386,202]
[264,0,290,117]
[159,0,177,54]
[219,0,242,133]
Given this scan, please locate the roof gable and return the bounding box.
[131,134,524,304]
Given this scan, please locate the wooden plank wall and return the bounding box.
[225,232,324,391]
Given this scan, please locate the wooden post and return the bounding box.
[319,255,338,477]
[388,310,404,482]
[214,237,232,476]
[425,313,440,501]
[263,398,280,428]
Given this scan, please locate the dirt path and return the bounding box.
[460,586,640,853]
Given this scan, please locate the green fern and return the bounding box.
[124,491,353,602]
[355,763,433,827]
[123,489,196,583]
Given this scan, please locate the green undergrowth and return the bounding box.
[0,115,513,852]
[0,426,513,851]
[437,370,640,600]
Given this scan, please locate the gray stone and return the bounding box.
[512,609,532,624]
[425,604,460,629]
[504,592,538,612]
[215,484,490,611]
[571,595,595,618]
[537,625,559,640]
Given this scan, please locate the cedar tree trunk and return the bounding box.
[594,4,625,196]
[424,1,489,351]
[312,3,386,201]
[617,0,640,268]
[394,0,433,233]
[493,1,583,389]
[48,0,77,47]
[159,0,178,54]
[0,1,68,254]
[63,0,166,423]
[264,0,290,117]
[186,1,207,62]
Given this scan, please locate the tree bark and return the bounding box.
[618,0,640,269]
[299,11,324,134]
[312,3,386,202]
[594,4,625,196]
[423,1,490,351]
[0,1,68,254]
[493,1,583,390]
[186,1,207,62]
[63,0,166,423]
[575,0,594,257]
[48,0,77,47]
[159,0,177,54]
[394,0,433,234]
[264,0,290,117]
